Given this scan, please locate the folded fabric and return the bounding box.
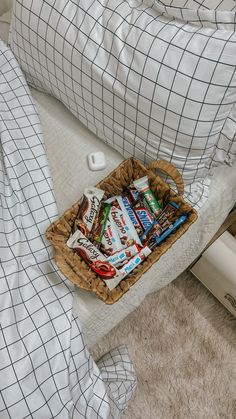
[0,38,136,418]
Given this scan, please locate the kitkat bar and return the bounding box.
[73,187,104,236]
[67,229,123,290]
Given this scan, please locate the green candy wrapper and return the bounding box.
[133,176,161,217]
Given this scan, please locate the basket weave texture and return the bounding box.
[46,158,198,304]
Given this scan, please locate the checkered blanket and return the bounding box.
[0,40,136,418]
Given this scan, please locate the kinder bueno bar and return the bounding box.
[73,187,104,236]
[133,176,161,217]
[121,195,143,235]
[107,243,141,267]
[67,229,122,290]
[106,196,142,246]
[119,246,152,278]
[101,219,123,256]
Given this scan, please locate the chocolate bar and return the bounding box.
[106,196,142,247]
[100,219,124,256]
[73,187,104,236]
[107,243,141,267]
[119,246,152,278]
[133,176,161,217]
[67,229,123,290]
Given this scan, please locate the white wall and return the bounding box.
[0,0,13,16]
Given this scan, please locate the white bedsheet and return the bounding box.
[0,38,136,418]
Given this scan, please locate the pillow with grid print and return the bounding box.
[10,0,236,208]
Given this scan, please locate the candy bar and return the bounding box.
[106,196,142,246]
[133,201,154,231]
[155,201,180,232]
[157,202,179,225]
[119,246,152,278]
[121,195,143,235]
[107,243,141,267]
[152,215,188,246]
[73,187,104,236]
[90,203,111,244]
[140,221,163,244]
[67,229,122,290]
[133,176,161,217]
[128,186,140,202]
[101,219,124,256]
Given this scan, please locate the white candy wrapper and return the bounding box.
[67,229,123,290]
[107,243,141,267]
[106,196,142,247]
[119,246,152,278]
[100,219,124,255]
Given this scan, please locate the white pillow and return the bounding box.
[10,0,236,207]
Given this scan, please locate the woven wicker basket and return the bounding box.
[46,158,198,304]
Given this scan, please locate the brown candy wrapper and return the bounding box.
[73,187,104,236]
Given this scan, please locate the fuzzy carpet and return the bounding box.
[91,271,236,419]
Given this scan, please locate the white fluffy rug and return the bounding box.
[92,271,236,419]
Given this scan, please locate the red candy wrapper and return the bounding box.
[73,187,104,236]
[67,229,122,290]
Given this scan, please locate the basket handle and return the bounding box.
[147,160,184,196]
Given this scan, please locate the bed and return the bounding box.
[1,3,236,349]
[0,2,236,416]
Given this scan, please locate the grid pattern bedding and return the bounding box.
[1,4,236,347]
[0,39,136,418]
[9,0,236,208]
